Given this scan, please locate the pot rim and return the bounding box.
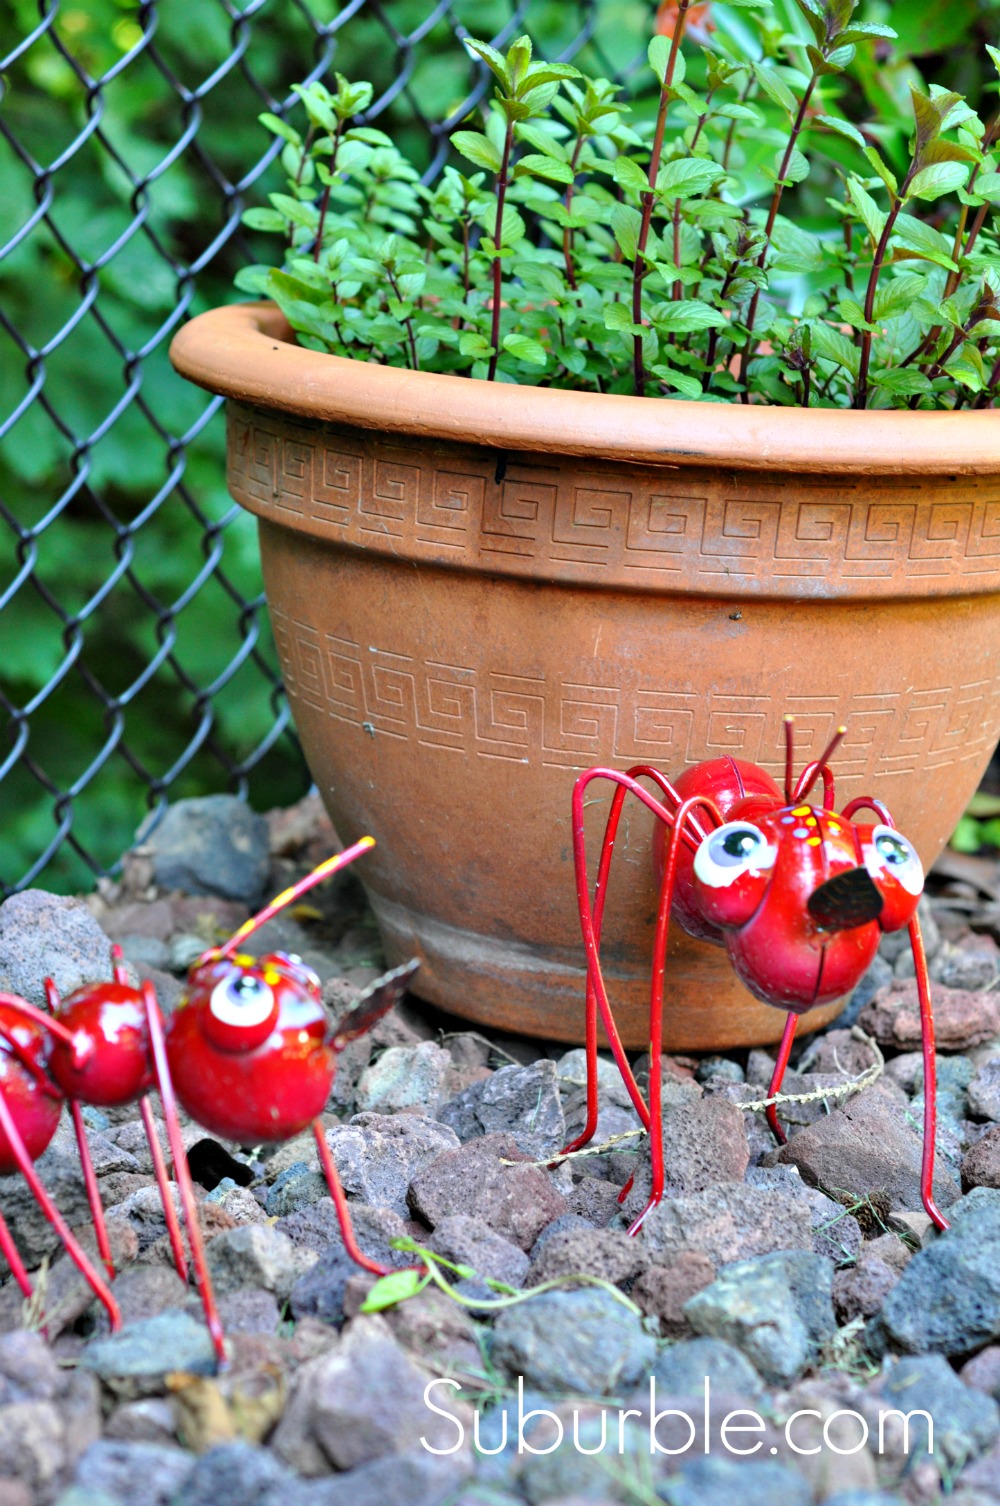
[170,302,1000,476]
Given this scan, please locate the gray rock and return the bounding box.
[970,1060,1000,1122]
[103,1397,176,1446]
[214,1287,282,1336]
[297,1450,473,1506]
[136,795,270,904]
[517,1406,649,1504]
[776,1084,960,1213]
[631,1253,716,1337]
[265,1162,327,1218]
[288,1206,413,1326]
[80,1311,217,1397]
[834,1255,899,1323]
[649,1335,765,1398]
[354,1042,452,1116]
[526,1227,648,1289]
[835,953,894,1030]
[407,1133,568,1251]
[874,1354,999,1465]
[684,1250,836,1385]
[745,1165,863,1264]
[556,1048,647,1114]
[272,1315,469,1471]
[880,897,940,964]
[491,1288,656,1395]
[69,1440,194,1506]
[206,1224,316,1301]
[872,1187,1000,1358]
[325,1114,459,1218]
[860,979,1000,1052]
[0,889,129,1007]
[933,937,1000,992]
[425,1215,529,1294]
[439,1061,566,1157]
[962,1125,1000,1191]
[622,1097,749,1221]
[173,1441,295,1505]
[694,1056,745,1085]
[660,1457,813,1506]
[639,1182,814,1269]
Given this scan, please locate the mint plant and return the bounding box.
[236,6,1000,409]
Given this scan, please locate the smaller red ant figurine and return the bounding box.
[0,838,418,1365]
[565,718,946,1235]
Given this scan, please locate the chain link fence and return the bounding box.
[1,0,647,896]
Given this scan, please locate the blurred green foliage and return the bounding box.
[1,0,999,893]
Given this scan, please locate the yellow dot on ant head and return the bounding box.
[829,823,841,835]
[806,836,822,846]
[792,805,811,817]
[805,817,818,828]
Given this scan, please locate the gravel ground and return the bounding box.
[3,791,1000,1506]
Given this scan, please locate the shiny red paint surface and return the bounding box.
[165,953,336,1143]
[48,983,155,1106]
[669,781,922,1013]
[0,1008,62,1173]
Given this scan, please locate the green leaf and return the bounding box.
[836,297,876,332]
[892,213,959,271]
[808,320,860,377]
[753,63,798,118]
[845,178,887,244]
[613,155,650,197]
[873,274,928,320]
[652,299,726,333]
[652,363,704,398]
[464,38,512,90]
[971,171,1000,201]
[815,115,866,150]
[649,35,685,88]
[360,1269,429,1312]
[863,145,898,197]
[451,131,503,173]
[870,367,933,396]
[241,207,288,233]
[611,203,642,261]
[657,158,722,198]
[516,153,574,185]
[907,162,970,201]
[258,112,301,146]
[459,330,493,357]
[777,147,810,185]
[503,333,547,366]
[603,302,640,334]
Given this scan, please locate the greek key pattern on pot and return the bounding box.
[228,408,1000,596]
[269,605,1000,782]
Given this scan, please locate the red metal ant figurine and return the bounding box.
[0,837,418,1365]
[565,717,947,1235]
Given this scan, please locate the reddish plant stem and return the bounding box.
[562,136,587,289]
[854,163,916,409]
[385,267,420,371]
[737,74,818,401]
[670,92,715,302]
[631,1,691,395]
[313,119,345,263]
[486,119,516,382]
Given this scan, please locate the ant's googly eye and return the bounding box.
[694,822,777,890]
[209,973,276,1029]
[866,825,924,897]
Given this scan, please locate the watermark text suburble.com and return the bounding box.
[421,1377,933,1459]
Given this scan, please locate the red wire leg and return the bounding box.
[909,913,949,1232]
[0,1089,121,1331]
[142,984,226,1366]
[766,1011,798,1147]
[0,1202,34,1303]
[627,794,719,1237]
[140,1095,189,1283]
[314,1121,392,1276]
[69,1099,115,1281]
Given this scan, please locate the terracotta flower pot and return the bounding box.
[170,303,1000,1050]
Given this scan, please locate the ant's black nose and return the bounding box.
[807,867,884,931]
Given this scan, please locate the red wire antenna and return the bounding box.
[783,715,796,805]
[793,724,848,806]
[206,836,376,964]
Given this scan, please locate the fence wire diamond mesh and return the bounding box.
[0,0,642,896]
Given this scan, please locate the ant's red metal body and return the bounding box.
[566,719,946,1234]
[0,837,416,1365]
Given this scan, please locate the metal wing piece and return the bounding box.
[330,958,421,1050]
[807,866,884,930]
